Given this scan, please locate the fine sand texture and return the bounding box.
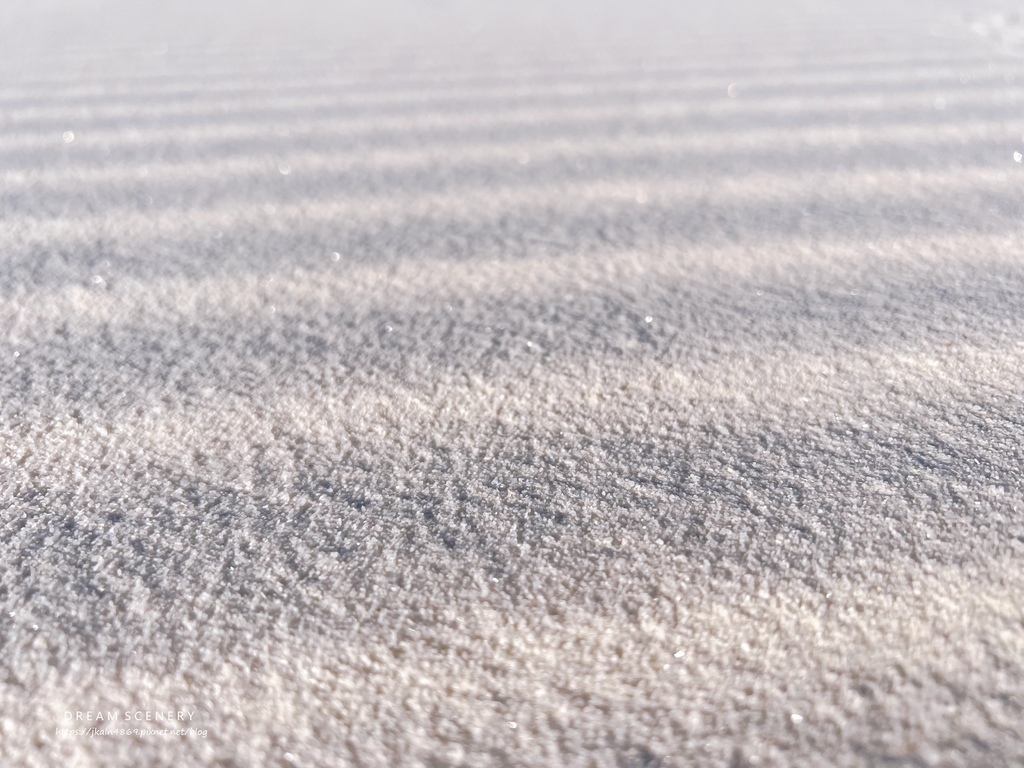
[3,1,1024,766]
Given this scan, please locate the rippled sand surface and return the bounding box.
[3,1,1024,765]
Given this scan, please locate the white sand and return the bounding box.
[3,0,1024,765]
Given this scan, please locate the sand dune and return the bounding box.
[2,0,1024,766]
